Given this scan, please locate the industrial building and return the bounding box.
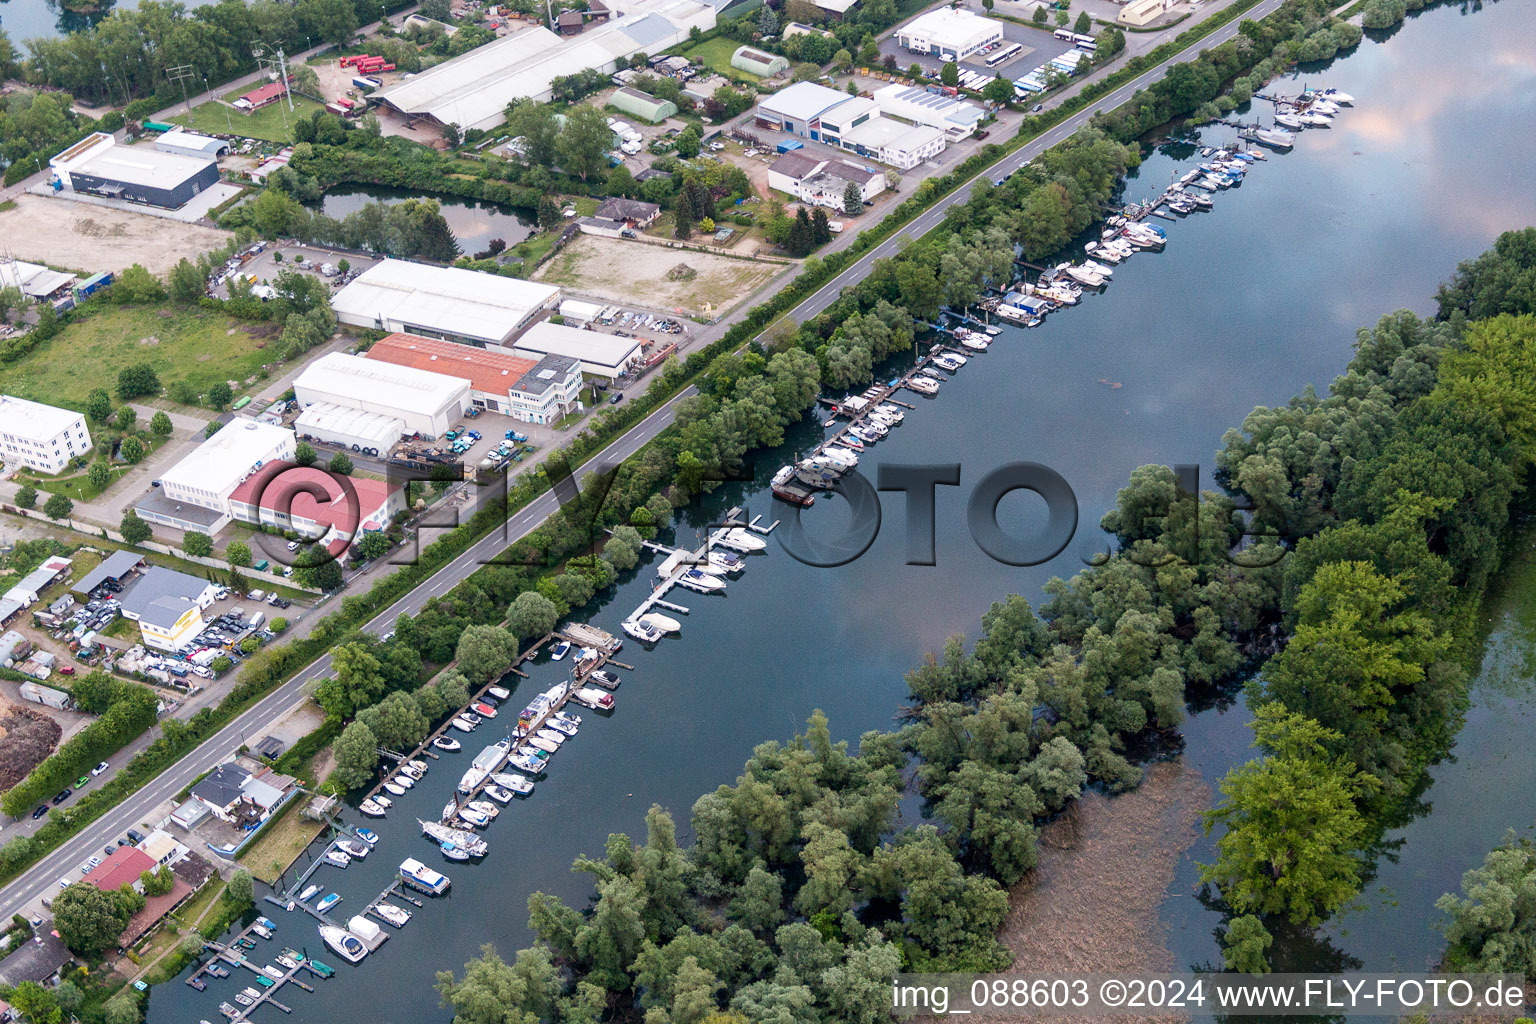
[609,86,678,123]
[118,566,219,651]
[228,462,404,544]
[872,84,984,139]
[841,117,945,170]
[895,7,1002,60]
[752,85,947,168]
[329,259,561,346]
[0,395,92,472]
[295,403,405,454]
[507,355,585,425]
[731,45,789,76]
[369,0,730,133]
[1119,0,1171,25]
[508,321,643,381]
[295,352,470,439]
[0,258,76,304]
[365,333,535,415]
[767,151,886,210]
[49,133,220,209]
[136,419,296,534]
[154,130,231,159]
[754,81,856,138]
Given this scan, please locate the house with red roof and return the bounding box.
[227,463,404,556]
[365,333,537,415]
[234,80,290,112]
[81,846,157,895]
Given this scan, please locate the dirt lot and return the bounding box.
[0,696,63,793]
[0,195,232,277]
[534,235,785,317]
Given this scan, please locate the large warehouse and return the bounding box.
[894,7,1002,60]
[508,321,643,381]
[294,352,470,440]
[365,333,536,415]
[50,133,220,209]
[295,403,405,455]
[872,84,984,139]
[370,0,726,133]
[136,419,296,533]
[155,129,231,159]
[329,260,561,346]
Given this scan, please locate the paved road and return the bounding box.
[785,0,1286,324]
[0,0,1280,920]
[0,388,693,919]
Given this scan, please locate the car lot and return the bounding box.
[876,16,1077,83]
[211,242,377,301]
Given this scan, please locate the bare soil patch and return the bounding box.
[0,194,232,277]
[961,760,1211,1024]
[0,696,63,792]
[533,234,785,317]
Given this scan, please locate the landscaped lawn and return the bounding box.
[171,93,325,143]
[238,800,325,884]
[0,304,282,413]
[682,36,763,83]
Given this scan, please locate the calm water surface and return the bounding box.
[306,186,537,258]
[148,4,1536,1021]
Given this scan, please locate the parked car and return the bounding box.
[92,761,110,776]
[76,775,90,788]
[51,789,72,805]
[609,393,624,405]
[126,828,145,844]
[32,805,48,820]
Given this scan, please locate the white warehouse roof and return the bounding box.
[508,321,642,376]
[372,0,720,131]
[873,84,985,135]
[295,402,405,448]
[757,81,851,124]
[158,419,295,495]
[896,7,1000,51]
[296,353,469,418]
[330,260,560,346]
[0,395,84,437]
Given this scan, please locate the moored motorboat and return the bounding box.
[440,842,471,861]
[710,527,766,553]
[324,850,349,868]
[535,726,568,745]
[451,716,477,733]
[526,735,560,754]
[676,567,725,593]
[487,685,511,700]
[491,772,534,795]
[316,892,342,914]
[355,828,379,846]
[390,774,414,789]
[621,619,664,643]
[508,751,548,774]
[432,736,461,751]
[371,902,411,928]
[706,549,745,574]
[318,925,367,964]
[572,687,616,711]
[384,782,408,796]
[400,857,451,895]
[484,783,515,803]
[639,611,680,633]
[906,375,940,396]
[336,838,369,859]
[407,759,428,773]
[467,799,499,819]
[359,798,387,817]
[299,884,321,902]
[457,807,491,828]
[549,641,571,661]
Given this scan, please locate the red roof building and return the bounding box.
[82,846,157,894]
[366,333,537,415]
[236,81,289,111]
[227,463,404,545]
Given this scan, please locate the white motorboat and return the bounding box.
[547,710,583,730]
[707,549,746,574]
[300,884,322,902]
[621,619,664,643]
[508,751,547,774]
[857,417,888,437]
[356,828,379,846]
[526,735,560,755]
[373,795,392,809]
[1321,88,1353,104]
[639,611,681,633]
[432,736,461,751]
[398,765,423,781]
[875,404,905,423]
[384,782,408,797]
[391,774,415,789]
[458,766,489,794]
[407,760,429,773]
[359,798,387,817]
[1311,99,1340,115]
[571,687,616,711]
[399,857,450,895]
[933,352,968,371]
[422,819,488,854]
[491,772,534,795]
[440,842,471,861]
[553,711,581,729]
[1059,263,1105,288]
[1276,113,1305,129]
[535,727,567,745]
[319,925,367,964]
[983,324,1001,335]
[371,902,411,928]
[336,838,369,859]
[847,426,881,445]
[487,685,511,700]
[819,446,859,470]
[1082,259,1115,278]
[451,716,477,733]
[958,334,990,351]
[711,527,766,553]
[457,807,491,828]
[316,892,342,914]
[324,849,350,868]
[906,376,940,396]
[1299,110,1332,126]
[484,783,514,803]
[466,800,499,819]
[549,641,571,661]
[677,568,725,593]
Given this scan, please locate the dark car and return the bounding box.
[51,788,72,805]
[126,828,145,844]
[104,845,116,857]
[32,805,48,820]
[609,392,624,405]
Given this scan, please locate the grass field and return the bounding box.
[171,93,324,143]
[682,36,763,83]
[0,305,281,413]
[238,798,324,884]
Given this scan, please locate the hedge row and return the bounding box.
[0,690,158,818]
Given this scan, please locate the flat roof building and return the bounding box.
[610,86,678,124]
[0,395,92,473]
[295,352,470,440]
[371,0,729,133]
[366,333,537,416]
[841,117,946,170]
[507,354,584,425]
[895,7,1002,60]
[330,260,561,346]
[732,45,789,77]
[118,566,219,652]
[873,84,985,139]
[295,402,405,455]
[50,132,220,209]
[1119,0,1170,25]
[508,321,643,381]
[146,420,296,534]
[754,81,854,138]
[768,151,887,210]
[154,130,231,158]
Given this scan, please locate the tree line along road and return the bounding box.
[0,0,1282,920]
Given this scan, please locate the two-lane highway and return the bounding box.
[0,387,695,919]
[785,0,1285,324]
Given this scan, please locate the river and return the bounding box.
[304,186,537,259]
[0,0,219,44]
[147,3,1536,1021]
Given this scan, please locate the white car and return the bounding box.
[91,761,109,776]
[286,541,300,551]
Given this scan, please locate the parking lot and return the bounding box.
[877,14,1077,83]
[211,241,380,300]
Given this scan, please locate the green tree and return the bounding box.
[1201,706,1379,926]
[939,60,958,87]
[42,493,73,520]
[537,195,562,231]
[116,363,160,399]
[354,530,391,561]
[53,882,130,955]
[1054,8,1069,26]
[983,76,1014,106]
[207,381,233,410]
[1074,10,1092,33]
[332,720,380,789]
[8,981,63,1024]
[316,643,388,718]
[675,125,702,160]
[435,944,562,1024]
[101,993,140,1024]
[329,452,353,476]
[184,531,213,557]
[149,411,173,436]
[120,436,146,463]
[455,624,519,683]
[507,101,562,167]
[294,441,318,467]
[435,670,471,710]
[602,525,643,572]
[115,405,137,431]
[227,541,252,567]
[507,590,560,640]
[1032,4,1047,23]
[1437,831,1536,973]
[559,105,616,182]
[14,484,37,509]
[120,510,152,545]
[359,691,430,752]
[88,461,111,491]
[224,868,254,909]
[1222,915,1273,973]
[86,388,113,422]
[169,258,204,303]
